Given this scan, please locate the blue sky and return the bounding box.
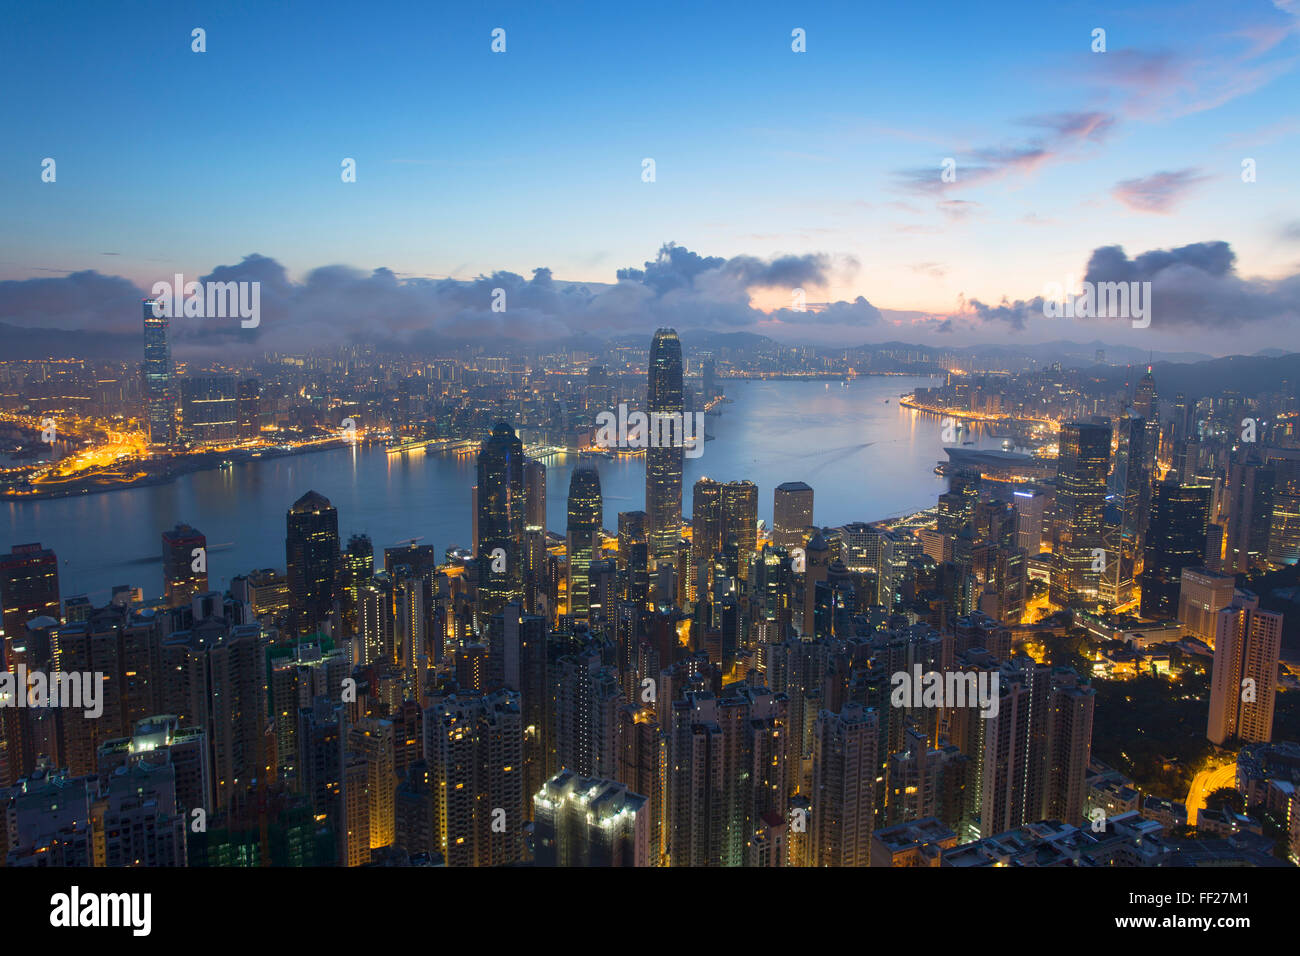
[2,0,1298,354]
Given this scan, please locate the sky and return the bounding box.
[1,0,1299,355]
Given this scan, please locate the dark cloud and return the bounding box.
[1083,241,1299,327]
[0,270,145,332]
[0,244,873,351]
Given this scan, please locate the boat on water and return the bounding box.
[219,460,233,470]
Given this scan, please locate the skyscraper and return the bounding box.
[1100,410,1148,607]
[1139,481,1210,618]
[1207,594,1282,745]
[477,422,526,617]
[1177,568,1237,646]
[1225,452,1276,573]
[142,297,174,449]
[646,328,684,564]
[566,465,603,622]
[533,770,650,867]
[690,477,722,602]
[0,542,60,662]
[524,458,547,532]
[721,480,759,576]
[1051,421,1111,609]
[162,523,208,608]
[285,490,341,631]
[180,375,239,447]
[773,481,814,551]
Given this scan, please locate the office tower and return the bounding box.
[424,691,525,866]
[1208,596,1283,745]
[340,534,374,625]
[477,422,526,617]
[1268,458,1300,567]
[524,458,547,532]
[0,542,60,662]
[143,297,175,448]
[236,377,260,439]
[1177,568,1237,646]
[721,480,759,575]
[565,465,603,622]
[1100,411,1148,607]
[285,490,341,632]
[345,717,396,860]
[773,481,814,551]
[1225,453,1276,573]
[646,328,684,563]
[801,533,831,637]
[1139,481,1210,618]
[690,477,722,602]
[162,523,208,609]
[811,702,878,866]
[1132,365,1159,530]
[1050,421,1111,609]
[1013,490,1048,556]
[180,374,238,446]
[533,770,650,866]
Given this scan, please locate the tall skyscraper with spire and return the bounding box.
[143,297,175,449]
[646,328,684,564]
[566,465,603,621]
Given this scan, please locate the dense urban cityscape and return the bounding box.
[2,308,1298,873]
[5,1,1300,938]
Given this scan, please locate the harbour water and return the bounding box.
[2,376,1010,603]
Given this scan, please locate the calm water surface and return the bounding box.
[2,376,1011,602]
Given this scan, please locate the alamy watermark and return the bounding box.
[1042,275,1151,328]
[593,403,705,459]
[0,666,104,718]
[150,273,260,328]
[889,664,1000,718]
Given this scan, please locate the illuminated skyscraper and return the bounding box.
[1050,421,1111,609]
[690,477,722,602]
[0,542,60,662]
[1225,452,1275,573]
[721,480,759,576]
[646,328,684,563]
[773,481,814,551]
[285,490,341,631]
[534,770,650,867]
[1177,567,1237,646]
[524,458,547,532]
[142,297,175,448]
[425,691,525,866]
[477,422,526,617]
[180,374,238,447]
[1139,481,1210,618]
[1207,594,1282,745]
[162,523,208,608]
[566,465,603,621]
